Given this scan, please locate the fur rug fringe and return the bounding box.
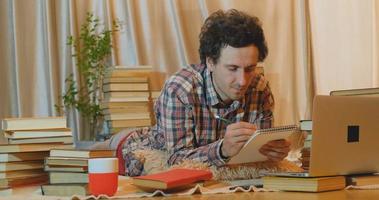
[133,149,303,180]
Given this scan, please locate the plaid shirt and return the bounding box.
[120,64,274,176]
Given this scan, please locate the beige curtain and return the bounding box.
[1,0,377,140]
[308,0,379,94]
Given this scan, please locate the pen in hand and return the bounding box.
[215,115,232,125]
[215,114,271,125]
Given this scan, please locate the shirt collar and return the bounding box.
[204,67,220,106]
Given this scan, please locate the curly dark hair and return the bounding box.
[199,9,268,64]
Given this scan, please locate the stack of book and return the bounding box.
[0,117,73,191]
[102,66,167,133]
[2,117,73,145]
[263,175,346,192]
[41,148,114,196]
[300,120,312,170]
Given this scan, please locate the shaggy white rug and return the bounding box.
[134,148,304,181]
[132,131,306,180]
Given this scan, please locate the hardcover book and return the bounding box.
[45,157,88,167]
[0,174,48,189]
[330,87,379,96]
[104,112,151,121]
[132,168,213,190]
[103,83,149,92]
[346,173,379,186]
[0,169,45,179]
[41,184,89,196]
[1,117,66,131]
[101,101,151,110]
[0,143,72,153]
[8,136,73,145]
[0,151,49,162]
[49,172,88,184]
[0,160,44,172]
[44,165,88,173]
[4,129,72,139]
[263,175,346,192]
[110,66,166,91]
[103,97,150,102]
[103,76,148,84]
[104,91,150,99]
[49,149,114,158]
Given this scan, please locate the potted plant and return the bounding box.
[56,13,118,140]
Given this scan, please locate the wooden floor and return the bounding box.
[142,189,379,200]
[4,176,379,199]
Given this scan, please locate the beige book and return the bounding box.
[41,184,89,196]
[0,143,72,153]
[1,117,67,131]
[0,169,45,179]
[112,65,153,71]
[0,174,48,189]
[45,157,88,167]
[346,174,379,186]
[0,151,49,162]
[49,172,88,184]
[103,83,149,92]
[110,66,167,91]
[263,175,346,192]
[103,96,150,102]
[101,101,151,109]
[4,128,72,139]
[103,76,148,84]
[330,87,379,96]
[102,107,151,115]
[8,136,73,145]
[44,165,87,173]
[104,112,151,121]
[49,149,114,158]
[0,160,44,172]
[108,118,152,128]
[104,109,154,116]
[105,91,150,98]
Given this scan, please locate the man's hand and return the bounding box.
[221,122,256,158]
[259,139,291,161]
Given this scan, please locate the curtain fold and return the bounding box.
[373,0,379,85]
[1,0,377,140]
[308,0,379,94]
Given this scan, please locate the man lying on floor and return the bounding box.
[91,9,291,177]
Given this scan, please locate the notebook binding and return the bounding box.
[257,125,299,134]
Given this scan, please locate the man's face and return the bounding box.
[207,45,259,103]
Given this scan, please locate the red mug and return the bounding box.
[88,157,118,196]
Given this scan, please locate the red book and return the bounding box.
[132,168,213,190]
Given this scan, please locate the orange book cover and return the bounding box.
[132,168,213,190]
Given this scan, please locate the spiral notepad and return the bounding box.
[227,125,300,165]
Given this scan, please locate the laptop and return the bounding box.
[267,95,379,177]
